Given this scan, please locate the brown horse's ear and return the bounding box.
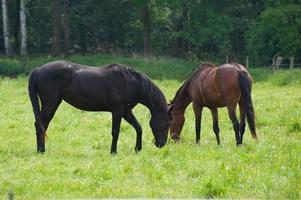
[168,104,174,114]
[167,104,174,121]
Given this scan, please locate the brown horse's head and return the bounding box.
[168,104,185,141]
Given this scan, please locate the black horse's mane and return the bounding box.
[109,64,167,112]
[170,62,215,105]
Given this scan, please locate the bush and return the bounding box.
[0,58,24,77]
[268,70,301,86]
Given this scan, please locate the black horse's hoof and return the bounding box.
[110,151,117,155]
[135,147,142,153]
[37,148,45,154]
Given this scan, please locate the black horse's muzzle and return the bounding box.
[154,138,167,148]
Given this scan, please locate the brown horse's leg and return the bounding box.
[123,110,142,152]
[37,102,61,153]
[111,108,124,154]
[193,102,203,144]
[239,101,246,144]
[210,108,220,145]
[227,105,241,146]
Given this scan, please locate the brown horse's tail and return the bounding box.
[28,69,45,135]
[238,71,257,139]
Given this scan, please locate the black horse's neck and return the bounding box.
[110,64,168,114]
[170,79,192,113]
[137,76,168,114]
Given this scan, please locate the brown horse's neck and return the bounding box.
[171,80,192,114]
[174,94,192,114]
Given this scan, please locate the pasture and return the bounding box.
[0,56,300,199]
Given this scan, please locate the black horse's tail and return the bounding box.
[238,71,257,139]
[28,69,45,135]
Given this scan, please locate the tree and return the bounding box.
[20,0,27,57]
[1,0,12,56]
[63,0,69,56]
[52,0,61,56]
[246,4,301,63]
[142,3,151,57]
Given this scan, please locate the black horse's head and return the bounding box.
[150,111,170,148]
[149,105,174,148]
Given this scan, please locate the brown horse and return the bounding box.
[169,62,257,145]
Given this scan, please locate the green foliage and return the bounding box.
[0,57,23,77]
[3,0,300,64]
[267,70,301,86]
[246,4,301,61]
[2,54,301,85]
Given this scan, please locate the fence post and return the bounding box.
[275,56,283,70]
[290,57,294,70]
[246,56,249,68]
[272,58,275,72]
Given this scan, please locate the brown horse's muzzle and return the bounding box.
[171,133,180,141]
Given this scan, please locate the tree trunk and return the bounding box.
[14,0,20,53]
[143,4,151,57]
[2,0,12,56]
[63,0,69,56]
[20,0,27,57]
[52,0,61,56]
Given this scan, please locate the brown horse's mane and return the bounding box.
[170,62,216,105]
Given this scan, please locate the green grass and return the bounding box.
[0,55,300,199]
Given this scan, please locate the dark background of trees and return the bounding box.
[1,0,301,66]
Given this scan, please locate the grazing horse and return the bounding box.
[169,62,257,145]
[28,61,171,154]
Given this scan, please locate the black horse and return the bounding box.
[28,61,172,154]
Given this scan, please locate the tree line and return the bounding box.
[1,0,301,65]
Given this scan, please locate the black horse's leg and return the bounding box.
[239,101,246,144]
[35,122,44,153]
[36,103,60,153]
[123,111,143,152]
[210,108,221,145]
[193,102,203,144]
[227,105,241,146]
[110,109,123,154]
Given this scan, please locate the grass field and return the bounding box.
[0,55,300,199]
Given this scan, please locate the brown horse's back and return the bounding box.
[189,63,251,108]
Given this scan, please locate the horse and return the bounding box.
[169,62,257,146]
[28,60,172,154]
